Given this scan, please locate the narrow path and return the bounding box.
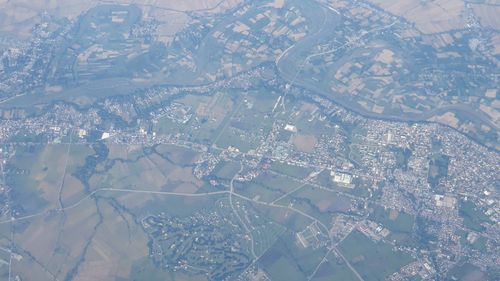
[307,249,331,281]
[58,131,73,210]
[229,161,257,259]
[335,248,365,281]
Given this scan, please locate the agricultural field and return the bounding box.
[0,0,498,280]
[339,231,414,281]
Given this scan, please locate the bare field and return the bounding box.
[10,188,152,281]
[89,148,202,195]
[9,144,93,213]
[471,4,500,30]
[11,257,56,281]
[429,112,460,128]
[368,0,465,34]
[60,175,86,206]
[489,34,500,55]
[73,202,149,280]
[127,0,242,13]
[0,0,94,38]
[155,144,201,166]
[292,134,317,153]
[13,198,100,280]
[0,0,243,39]
[91,157,168,191]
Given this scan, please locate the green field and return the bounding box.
[235,172,303,202]
[270,162,313,179]
[277,185,353,226]
[128,258,168,281]
[212,161,241,180]
[369,205,415,233]
[446,263,489,281]
[8,144,94,214]
[459,200,491,232]
[427,153,449,188]
[339,231,413,281]
[259,232,329,281]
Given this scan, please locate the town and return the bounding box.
[0,0,498,280]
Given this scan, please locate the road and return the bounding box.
[0,161,369,280]
[57,130,73,210]
[228,161,257,259]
